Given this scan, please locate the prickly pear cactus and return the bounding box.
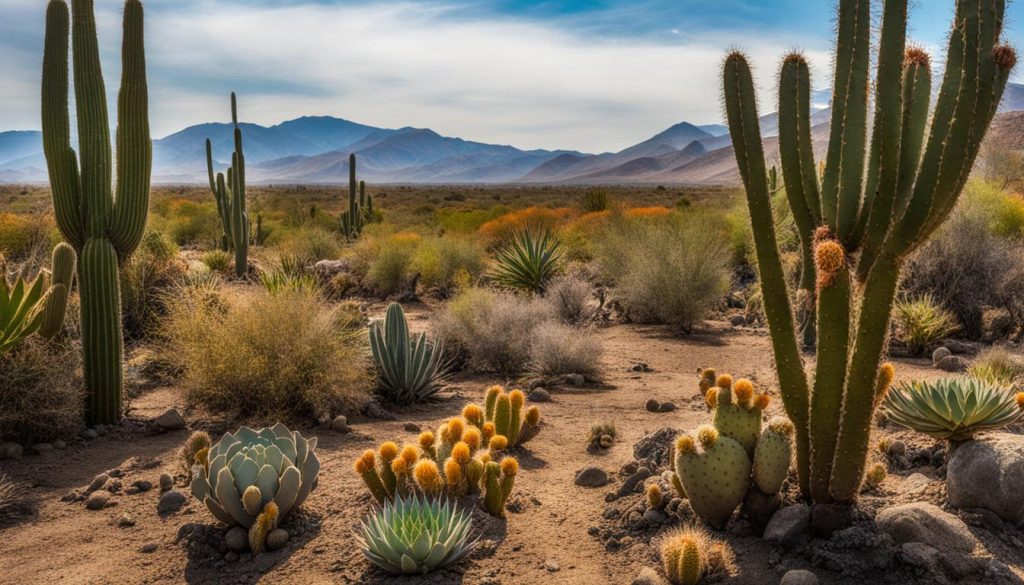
[674,426,751,529]
[752,417,794,495]
[707,377,769,455]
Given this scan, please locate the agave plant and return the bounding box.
[490,229,563,293]
[190,423,320,527]
[370,303,446,404]
[0,274,47,354]
[882,378,1024,442]
[356,495,477,575]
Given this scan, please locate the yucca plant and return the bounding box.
[894,294,959,356]
[259,270,320,297]
[356,495,476,575]
[882,378,1024,442]
[370,303,446,404]
[490,229,563,294]
[0,275,47,354]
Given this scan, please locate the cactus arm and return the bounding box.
[42,0,85,251]
[850,0,907,250]
[110,0,150,260]
[778,54,822,228]
[820,0,871,240]
[39,242,77,339]
[723,52,811,496]
[71,0,113,238]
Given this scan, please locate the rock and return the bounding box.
[403,422,421,433]
[644,398,661,412]
[363,399,397,421]
[810,503,855,537]
[101,478,122,493]
[131,480,153,493]
[117,514,136,527]
[313,259,351,278]
[575,467,609,488]
[53,440,66,449]
[266,528,289,551]
[743,489,781,529]
[567,374,585,386]
[528,388,551,402]
[330,415,350,433]
[632,567,668,585]
[729,314,746,327]
[780,570,819,585]
[154,409,186,430]
[225,527,249,552]
[159,473,173,492]
[947,433,1024,524]
[86,490,112,510]
[932,347,952,366]
[936,355,969,373]
[617,467,653,498]
[944,339,974,354]
[899,542,941,570]
[87,473,109,493]
[888,440,907,458]
[107,468,123,478]
[80,429,98,440]
[139,542,158,553]
[642,508,666,525]
[764,504,810,547]
[0,442,23,460]
[31,443,54,454]
[544,559,560,572]
[657,402,676,413]
[224,551,239,562]
[157,490,187,514]
[876,502,977,553]
[633,428,680,470]
[631,363,652,372]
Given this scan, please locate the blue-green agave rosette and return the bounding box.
[190,423,320,527]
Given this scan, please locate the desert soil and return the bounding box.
[1,306,1021,585]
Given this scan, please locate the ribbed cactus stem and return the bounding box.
[206,93,248,276]
[39,242,76,339]
[42,0,150,425]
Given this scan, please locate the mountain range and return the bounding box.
[2,83,1023,186]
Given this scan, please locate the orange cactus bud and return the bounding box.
[462,403,483,423]
[452,442,471,465]
[462,428,481,450]
[754,393,771,410]
[489,435,508,451]
[379,441,399,461]
[675,435,696,455]
[482,422,496,441]
[1016,392,1024,410]
[391,457,409,475]
[400,444,420,466]
[734,379,754,406]
[706,387,719,409]
[500,457,519,476]
[447,418,465,442]
[444,458,462,487]
[418,431,435,450]
[413,460,442,493]
[696,426,719,449]
[525,406,540,426]
[715,374,733,389]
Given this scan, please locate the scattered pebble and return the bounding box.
[657,402,675,413]
[86,490,112,510]
[154,409,186,430]
[780,569,819,585]
[266,528,290,551]
[644,399,661,412]
[631,363,652,372]
[632,567,668,585]
[330,415,350,433]
[80,429,98,440]
[575,467,610,488]
[117,514,136,527]
[32,443,54,454]
[225,527,249,552]
[528,388,551,402]
[87,473,109,493]
[132,480,153,493]
[159,473,173,492]
[0,442,23,460]
[139,543,158,554]
[53,440,67,449]
[157,490,187,514]
[567,374,585,386]
[543,559,560,572]
[403,422,422,433]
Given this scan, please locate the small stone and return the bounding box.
[645,398,661,412]
[568,374,585,386]
[330,415,350,433]
[631,363,652,372]
[86,490,112,510]
[764,504,810,547]
[642,509,666,525]
[528,388,551,402]
[266,528,289,551]
[101,478,122,493]
[932,347,952,366]
[876,502,977,553]
[32,443,54,454]
[132,480,153,493]
[117,514,136,527]
[225,527,249,552]
[107,468,123,478]
[658,401,676,412]
[154,409,186,430]
[87,473,109,493]
[620,461,639,476]
[888,440,907,458]
[157,490,187,514]
[575,467,609,488]
[404,422,422,433]
[730,314,746,327]
[632,567,668,585]
[159,473,173,492]
[53,440,67,449]
[139,542,158,554]
[544,559,560,572]
[936,355,969,373]
[617,467,653,498]
[224,551,239,562]
[0,442,23,460]
[124,487,140,495]
[80,429,98,440]
[780,569,819,585]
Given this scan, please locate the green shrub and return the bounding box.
[583,188,610,213]
[410,236,486,292]
[162,286,371,421]
[270,226,342,265]
[595,213,730,332]
[151,199,221,247]
[893,295,959,356]
[0,338,83,444]
[0,213,54,262]
[121,231,185,340]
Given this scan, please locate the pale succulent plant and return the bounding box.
[356,495,477,575]
[882,378,1024,442]
[190,423,320,528]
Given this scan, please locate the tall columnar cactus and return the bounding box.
[206,93,248,277]
[42,0,151,424]
[723,0,1016,503]
[39,242,77,339]
[340,154,373,240]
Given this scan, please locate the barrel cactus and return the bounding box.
[190,423,320,528]
[356,495,476,575]
[882,378,1024,442]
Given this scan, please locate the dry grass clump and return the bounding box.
[595,213,730,332]
[0,339,84,444]
[969,346,1024,386]
[893,294,959,356]
[0,474,34,525]
[528,321,602,379]
[544,273,596,324]
[162,285,371,421]
[121,231,186,340]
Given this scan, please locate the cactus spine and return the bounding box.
[340,154,373,239]
[39,242,76,339]
[206,93,248,277]
[723,0,1016,503]
[42,0,151,424]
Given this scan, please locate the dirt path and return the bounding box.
[0,321,1012,585]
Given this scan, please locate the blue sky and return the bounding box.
[0,0,1020,152]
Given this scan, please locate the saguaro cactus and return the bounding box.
[42,0,151,424]
[39,242,77,339]
[723,0,1016,503]
[206,93,249,277]
[340,154,373,240]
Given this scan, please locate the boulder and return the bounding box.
[947,433,1024,525]
[157,490,187,514]
[313,259,351,278]
[528,388,551,402]
[575,467,609,488]
[780,570,819,585]
[932,347,952,366]
[875,502,976,553]
[154,409,186,431]
[764,504,810,547]
[936,355,969,373]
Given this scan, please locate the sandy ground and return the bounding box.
[0,316,1021,585]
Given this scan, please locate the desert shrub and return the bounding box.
[489,229,563,293]
[960,179,1024,238]
[162,286,371,420]
[432,287,557,375]
[435,206,508,234]
[969,346,1024,386]
[0,213,55,262]
[121,231,185,340]
[410,236,486,292]
[477,206,574,244]
[528,321,602,379]
[0,473,33,524]
[151,199,221,247]
[363,232,422,296]
[545,273,595,324]
[893,295,959,356]
[0,338,84,444]
[595,213,730,331]
[270,226,342,265]
[583,188,610,213]
[201,249,232,274]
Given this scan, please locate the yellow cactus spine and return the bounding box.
[489,435,508,452]
[670,472,687,499]
[485,385,502,420]
[873,362,896,407]
[413,459,443,496]
[483,461,504,517]
[463,403,483,427]
[507,390,525,446]
[647,484,663,509]
[482,422,496,442]
[662,534,704,585]
[467,457,485,494]
[249,502,278,554]
[444,458,463,495]
[391,457,410,499]
[418,431,437,460]
[699,369,717,396]
[463,427,482,453]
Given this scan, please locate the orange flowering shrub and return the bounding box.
[477,207,576,244]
